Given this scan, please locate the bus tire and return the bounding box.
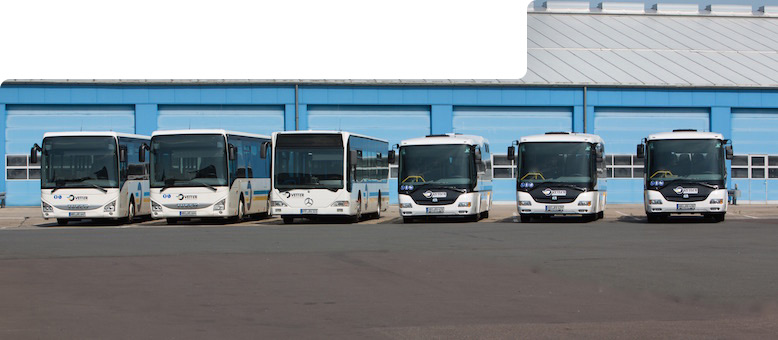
[282,216,294,224]
[352,195,362,223]
[125,200,136,224]
[707,213,725,223]
[597,211,604,219]
[519,214,531,223]
[481,210,489,219]
[166,218,178,225]
[403,217,415,224]
[232,197,245,223]
[647,213,665,223]
[56,218,69,226]
[374,192,381,219]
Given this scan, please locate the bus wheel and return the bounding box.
[481,210,489,219]
[126,200,136,224]
[374,193,382,219]
[707,213,725,223]
[233,197,245,223]
[56,218,69,226]
[282,216,294,224]
[352,196,362,223]
[166,218,178,225]
[519,214,531,223]
[403,217,415,223]
[597,211,604,219]
[647,213,665,223]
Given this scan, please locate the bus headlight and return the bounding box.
[400,203,412,209]
[42,202,53,212]
[648,199,662,205]
[151,201,163,212]
[710,199,724,204]
[458,202,471,207]
[103,200,116,212]
[578,201,592,206]
[213,199,226,211]
[271,201,287,207]
[331,201,349,207]
[518,201,532,206]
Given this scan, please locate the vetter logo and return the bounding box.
[673,186,698,195]
[67,195,88,201]
[422,190,447,199]
[542,189,567,196]
[178,194,197,200]
[285,192,304,198]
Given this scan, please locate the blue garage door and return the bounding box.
[5,105,135,206]
[307,105,430,203]
[453,106,573,202]
[594,107,710,203]
[731,109,778,203]
[157,105,284,136]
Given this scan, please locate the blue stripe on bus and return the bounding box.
[368,192,380,197]
[143,192,150,197]
[253,190,270,195]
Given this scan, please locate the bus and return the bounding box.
[148,129,272,224]
[31,131,151,225]
[390,133,493,223]
[637,129,733,222]
[271,131,389,224]
[508,132,606,222]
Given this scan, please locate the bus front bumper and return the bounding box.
[42,206,120,220]
[151,202,227,219]
[644,189,728,214]
[398,193,480,217]
[272,206,355,217]
[516,191,599,215]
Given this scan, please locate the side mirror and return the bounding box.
[636,144,645,159]
[596,148,604,163]
[30,144,41,164]
[388,150,396,164]
[139,143,149,162]
[506,146,515,161]
[260,141,270,159]
[474,147,482,163]
[725,145,733,160]
[228,144,237,160]
[349,150,359,167]
[119,146,128,162]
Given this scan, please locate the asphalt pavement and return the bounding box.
[1,206,778,339]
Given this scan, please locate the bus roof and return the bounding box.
[401,133,488,146]
[43,131,150,140]
[152,129,270,140]
[648,131,724,141]
[520,132,604,144]
[273,130,387,143]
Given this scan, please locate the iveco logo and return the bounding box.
[67,204,89,210]
[422,190,447,199]
[176,203,198,208]
[67,195,87,201]
[304,198,314,206]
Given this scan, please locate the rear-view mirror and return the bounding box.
[388,150,396,164]
[506,146,515,161]
[228,144,237,160]
[30,144,41,164]
[636,144,645,159]
[119,146,127,162]
[260,141,270,159]
[725,145,733,160]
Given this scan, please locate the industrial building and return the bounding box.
[2,1,777,206]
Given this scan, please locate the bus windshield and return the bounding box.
[647,139,725,183]
[274,134,345,190]
[399,144,474,189]
[150,134,228,188]
[518,142,593,186]
[41,136,119,189]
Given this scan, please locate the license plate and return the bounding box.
[179,211,197,216]
[677,204,696,210]
[426,207,445,214]
[545,205,564,212]
[301,209,318,214]
[68,212,86,217]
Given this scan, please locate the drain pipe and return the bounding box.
[583,86,588,133]
[294,84,300,130]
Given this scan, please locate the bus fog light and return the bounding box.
[271,201,287,207]
[518,201,532,206]
[400,203,412,208]
[151,201,162,212]
[331,201,350,207]
[213,199,226,211]
[458,202,471,207]
[42,202,53,212]
[103,200,116,212]
[649,199,662,205]
[710,199,723,204]
[578,201,592,206]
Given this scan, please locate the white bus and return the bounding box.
[148,129,272,224]
[637,129,733,223]
[508,132,606,222]
[390,133,493,223]
[31,131,151,225]
[271,131,389,224]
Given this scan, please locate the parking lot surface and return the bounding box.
[2,205,778,339]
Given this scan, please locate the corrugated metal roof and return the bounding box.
[5,6,778,88]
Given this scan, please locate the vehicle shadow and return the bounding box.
[617,215,718,224]
[495,214,599,224]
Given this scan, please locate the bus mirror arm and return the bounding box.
[119,146,127,162]
[636,143,645,159]
[228,144,237,160]
[139,143,149,162]
[30,144,41,164]
[506,146,515,161]
[260,142,270,159]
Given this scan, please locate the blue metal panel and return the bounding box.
[5,105,135,154]
[731,109,778,154]
[6,181,42,206]
[493,179,518,202]
[284,104,296,131]
[594,107,710,154]
[606,179,644,204]
[430,105,453,134]
[135,104,158,136]
[0,104,5,192]
[306,105,430,147]
[452,106,573,154]
[157,105,284,136]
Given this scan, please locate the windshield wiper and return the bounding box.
[190,179,217,192]
[531,182,587,192]
[51,177,107,193]
[89,183,108,193]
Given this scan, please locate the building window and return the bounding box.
[733,154,778,179]
[605,154,643,179]
[6,155,40,181]
[493,155,516,179]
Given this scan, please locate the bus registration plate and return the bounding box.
[677,204,696,210]
[179,211,196,216]
[68,212,86,217]
[545,205,564,212]
[301,209,318,214]
[426,207,444,214]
